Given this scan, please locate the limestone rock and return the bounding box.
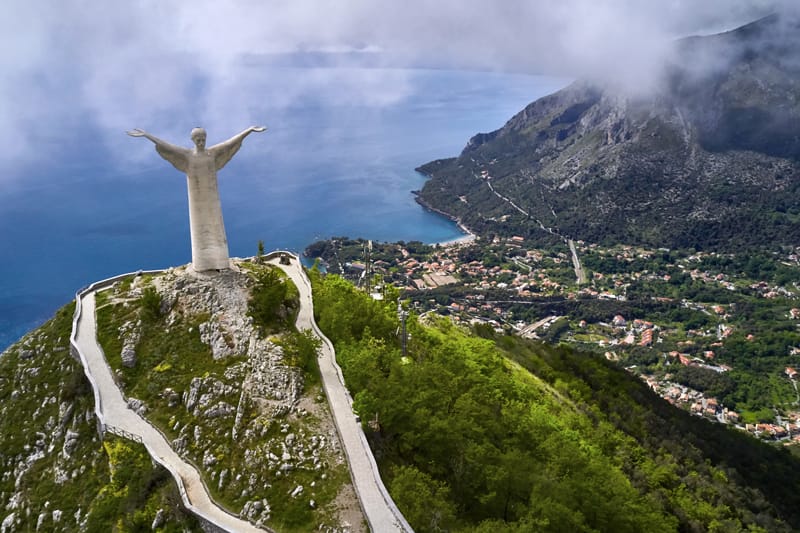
[1,512,17,533]
[120,343,136,368]
[203,401,234,419]
[118,320,141,368]
[151,508,166,530]
[127,398,147,416]
[184,378,202,412]
[203,450,217,467]
[62,430,80,458]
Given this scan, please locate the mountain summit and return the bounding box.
[417,14,800,250]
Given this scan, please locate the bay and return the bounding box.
[0,68,566,351]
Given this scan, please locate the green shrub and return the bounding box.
[139,286,162,323]
[248,267,297,334]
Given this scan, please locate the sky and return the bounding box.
[0,0,793,173]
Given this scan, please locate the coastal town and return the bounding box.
[306,234,800,442]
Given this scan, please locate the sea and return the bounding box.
[0,69,566,351]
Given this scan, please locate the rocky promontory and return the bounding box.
[1,260,365,532]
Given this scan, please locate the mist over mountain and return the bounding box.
[416,13,800,250]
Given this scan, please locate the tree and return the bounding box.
[278,329,321,372]
[256,239,265,262]
[138,286,162,323]
[389,466,457,532]
[248,267,295,333]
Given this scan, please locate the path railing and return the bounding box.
[270,252,413,532]
[69,266,267,533]
[69,269,165,438]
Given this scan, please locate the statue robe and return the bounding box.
[154,137,246,271]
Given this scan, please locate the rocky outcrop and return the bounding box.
[0,305,197,531]
[161,268,254,360]
[119,320,141,368]
[98,263,364,531]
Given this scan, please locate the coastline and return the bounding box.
[413,192,477,247]
[436,223,477,246]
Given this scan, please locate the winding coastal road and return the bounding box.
[485,178,587,285]
[568,239,588,285]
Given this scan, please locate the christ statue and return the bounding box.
[127,126,266,271]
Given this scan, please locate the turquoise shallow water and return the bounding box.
[0,69,566,351]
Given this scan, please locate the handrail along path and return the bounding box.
[69,255,413,532]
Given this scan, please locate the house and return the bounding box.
[640,329,654,347]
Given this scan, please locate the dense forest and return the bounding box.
[310,270,800,532]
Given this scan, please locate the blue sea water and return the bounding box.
[0,69,566,351]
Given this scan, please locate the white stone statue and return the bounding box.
[127,126,266,271]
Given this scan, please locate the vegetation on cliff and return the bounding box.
[311,269,800,532]
[0,303,199,532]
[93,263,363,532]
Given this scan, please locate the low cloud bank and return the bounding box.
[0,1,793,171]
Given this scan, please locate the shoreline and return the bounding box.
[413,192,478,247]
[435,223,477,246]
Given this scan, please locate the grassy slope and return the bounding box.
[311,271,800,532]
[94,265,359,532]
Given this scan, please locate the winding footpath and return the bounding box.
[73,289,266,532]
[70,254,412,532]
[271,255,412,533]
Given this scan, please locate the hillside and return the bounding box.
[310,269,800,532]
[0,304,200,531]
[6,256,800,531]
[416,13,800,251]
[0,261,365,532]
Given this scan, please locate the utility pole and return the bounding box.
[397,301,408,357]
[364,240,373,294]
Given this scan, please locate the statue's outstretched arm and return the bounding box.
[210,126,267,171]
[127,129,189,173]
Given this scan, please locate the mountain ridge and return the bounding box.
[416,13,800,251]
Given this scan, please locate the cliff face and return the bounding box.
[417,14,800,250]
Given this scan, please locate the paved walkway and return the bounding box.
[74,291,266,533]
[71,255,412,532]
[270,256,411,532]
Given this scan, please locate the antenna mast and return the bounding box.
[364,240,373,294]
[397,301,408,357]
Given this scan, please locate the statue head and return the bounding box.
[191,127,207,150]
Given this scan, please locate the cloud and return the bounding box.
[0,0,791,170]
